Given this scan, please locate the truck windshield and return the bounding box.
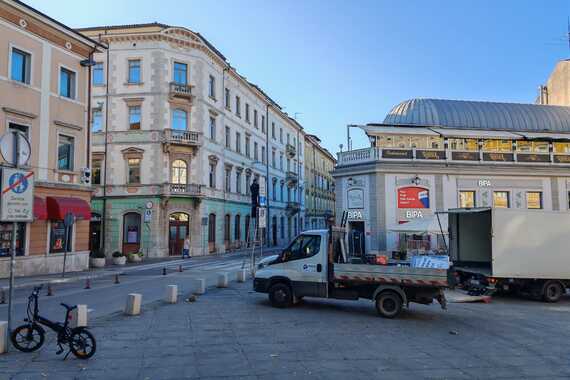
[282,235,321,262]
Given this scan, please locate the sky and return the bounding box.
[26,0,570,153]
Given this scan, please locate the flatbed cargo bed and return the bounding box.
[333,264,448,287]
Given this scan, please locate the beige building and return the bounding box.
[0,0,100,277]
[304,134,335,229]
[537,59,570,106]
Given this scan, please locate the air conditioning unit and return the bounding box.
[80,167,91,185]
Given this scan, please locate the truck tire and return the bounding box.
[542,281,565,303]
[375,291,403,319]
[268,283,293,308]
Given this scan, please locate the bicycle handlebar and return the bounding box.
[60,303,77,311]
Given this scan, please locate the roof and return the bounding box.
[382,98,570,132]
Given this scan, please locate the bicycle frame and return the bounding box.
[25,289,74,341]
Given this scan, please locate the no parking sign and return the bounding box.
[1,168,34,222]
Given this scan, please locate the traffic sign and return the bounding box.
[258,207,267,228]
[63,212,75,227]
[0,168,34,222]
[144,209,152,223]
[259,195,267,207]
[0,131,31,166]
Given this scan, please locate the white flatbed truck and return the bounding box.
[253,229,449,318]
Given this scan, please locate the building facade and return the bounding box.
[334,98,570,256]
[80,23,304,258]
[537,59,570,106]
[304,134,335,229]
[0,0,99,277]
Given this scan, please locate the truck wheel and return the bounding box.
[268,283,293,308]
[542,281,565,303]
[375,291,403,319]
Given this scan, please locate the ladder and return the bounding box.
[244,213,263,275]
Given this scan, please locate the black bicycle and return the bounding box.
[10,285,96,359]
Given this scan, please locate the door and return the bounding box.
[169,213,189,256]
[122,212,141,254]
[348,221,365,257]
[278,233,328,297]
[89,213,102,254]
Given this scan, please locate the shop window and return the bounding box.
[123,213,141,244]
[526,192,542,209]
[449,138,478,151]
[516,141,548,153]
[553,142,570,154]
[410,136,427,149]
[57,135,74,171]
[50,221,72,253]
[459,191,476,208]
[0,223,25,257]
[493,191,510,208]
[428,136,443,149]
[483,140,512,152]
[394,135,410,149]
[171,159,187,184]
[127,158,141,184]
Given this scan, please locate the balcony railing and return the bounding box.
[286,201,301,216]
[164,129,202,146]
[169,82,193,99]
[286,171,298,185]
[286,143,296,157]
[168,183,203,196]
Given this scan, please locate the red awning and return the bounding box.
[33,197,48,220]
[46,197,91,221]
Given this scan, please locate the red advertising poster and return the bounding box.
[397,186,430,208]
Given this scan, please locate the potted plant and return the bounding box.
[112,251,126,266]
[128,252,143,263]
[90,250,106,268]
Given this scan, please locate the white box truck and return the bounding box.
[445,208,570,302]
[253,228,449,318]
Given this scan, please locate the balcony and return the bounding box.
[286,143,296,158]
[286,171,298,186]
[168,183,203,197]
[164,129,202,147]
[286,201,301,216]
[169,82,193,99]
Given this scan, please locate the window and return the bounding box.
[254,110,258,128]
[92,110,103,132]
[516,141,549,153]
[282,234,321,262]
[235,132,241,153]
[449,138,478,151]
[246,173,251,195]
[272,179,277,201]
[280,216,285,239]
[92,160,102,185]
[57,135,74,171]
[245,135,251,158]
[280,183,284,202]
[123,213,141,244]
[493,191,510,208]
[459,191,476,208]
[208,75,216,98]
[526,192,542,209]
[209,117,216,140]
[286,132,289,144]
[0,222,25,257]
[172,109,187,130]
[209,163,216,188]
[173,62,187,85]
[483,140,512,152]
[554,142,570,154]
[50,220,71,253]
[208,214,216,244]
[224,214,231,243]
[128,60,141,84]
[9,122,29,138]
[272,150,276,168]
[128,106,141,130]
[236,171,242,194]
[245,103,250,123]
[11,48,31,84]
[262,146,266,164]
[171,159,187,184]
[280,153,284,170]
[225,167,231,192]
[235,96,241,117]
[225,126,231,148]
[127,158,141,184]
[234,215,241,241]
[59,67,76,99]
[92,62,104,85]
[272,123,276,139]
[261,115,266,134]
[254,142,259,161]
[225,88,231,109]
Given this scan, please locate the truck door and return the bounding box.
[280,233,328,297]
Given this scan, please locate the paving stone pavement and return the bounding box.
[1,281,570,379]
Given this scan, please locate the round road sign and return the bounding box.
[0,131,31,166]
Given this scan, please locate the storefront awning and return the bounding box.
[389,216,447,234]
[428,128,522,140]
[46,197,91,221]
[512,131,570,141]
[33,197,48,220]
[363,124,440,136]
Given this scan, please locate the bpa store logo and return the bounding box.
[418,190,430,208]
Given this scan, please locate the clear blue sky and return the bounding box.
[28,0,570,153]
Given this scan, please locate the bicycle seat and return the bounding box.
[60,303,75,310]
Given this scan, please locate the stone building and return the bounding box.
[79,23,304,258]
[537,59,570,106]
[0,0,100,277]
[304,134,335,229]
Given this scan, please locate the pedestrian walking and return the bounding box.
[183,235,191,259]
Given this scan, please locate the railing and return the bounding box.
[169,82,192,98]
[168,183,203,196]
[286,143,296,157]
[164,129,202,146]
[286,201,301,215]
[286,171,298,183]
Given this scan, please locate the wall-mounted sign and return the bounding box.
[451,151,479,161]
[1,168,34,222]
[346,210,363,220]
[382,149,413,159]
[553,155,570,164]
[482,152,514,162]
[397,187,430,209]
[415,150,446,160]
[347,188,364,209]
[478,180,492,187]
[516,153,550,163]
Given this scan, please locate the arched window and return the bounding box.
[208,213,216,243]
[171,159,187,184]
[172,109,187,130]
[234,214,241,241]
[224,214,231,242]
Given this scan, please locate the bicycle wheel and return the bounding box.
[69,328,96,359]
[11,324,45,352]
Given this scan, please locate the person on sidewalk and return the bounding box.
[183,235,191,259]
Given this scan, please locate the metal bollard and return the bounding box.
[165,285,178,304]
[237,269,247,283]
[0,321,7,354]
[217,273,229,288]
[125,293,142,316]
[114,274,120,284]
[178,265,183,272]
[46,283,53,296]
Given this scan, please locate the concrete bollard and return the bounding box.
[125,293,142,316]
[217,273,229,288]
[0,321,6,354]
[237,269,247,283]
[71,305,88,328]
[194,278,206,295]
[165,285,178,304]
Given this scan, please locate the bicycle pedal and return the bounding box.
[56,347,64,355]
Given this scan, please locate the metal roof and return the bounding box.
[383,98,570,132]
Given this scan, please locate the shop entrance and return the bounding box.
[169,213,189,256]
[89,213,102,254]
[348,221,365,257]
[122,212,141,254]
